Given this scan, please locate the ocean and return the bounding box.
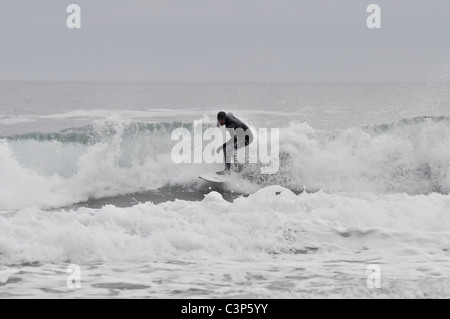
[0,81,449,298]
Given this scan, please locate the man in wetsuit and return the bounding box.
[216,111,254,175]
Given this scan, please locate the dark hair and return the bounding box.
[217,111,227,120]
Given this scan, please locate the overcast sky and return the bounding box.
[0,0,449,82]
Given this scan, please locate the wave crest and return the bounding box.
[1,116,450,210]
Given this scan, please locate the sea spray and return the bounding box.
[1,116,450,211]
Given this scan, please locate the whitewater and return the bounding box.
[1,82,449,298]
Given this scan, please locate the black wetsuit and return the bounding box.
[222,113,254,171]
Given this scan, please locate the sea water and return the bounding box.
[1,82,449,298]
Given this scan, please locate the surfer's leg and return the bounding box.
[219,142,232,174]
[232,136,242,172]
[233,136,241,172]
[234,134,251,172]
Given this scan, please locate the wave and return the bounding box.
[1,116,450,211]
[1,121,194,144]
[279,115,450,194]
[0,118,213,210]
[1,186,449,265]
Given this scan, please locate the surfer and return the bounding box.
[216,111,254,175]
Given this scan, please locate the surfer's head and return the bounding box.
[217,111,227,126]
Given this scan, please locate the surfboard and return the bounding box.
[199,174,230,184]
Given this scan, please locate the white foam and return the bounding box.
[0,117,36,125]
[1,186,449,298]
[0,139,210,211]
[0,187,449,266]
[279,120,450,194]
[36,109,298,120]
[1,117,450,211]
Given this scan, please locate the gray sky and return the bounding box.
[1,0,449,82]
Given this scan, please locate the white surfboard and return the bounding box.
[199,174,230,184]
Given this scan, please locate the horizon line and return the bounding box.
[1,79,449,84]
